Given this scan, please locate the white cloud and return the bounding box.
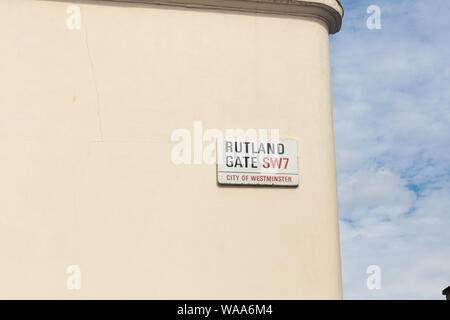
[339,169,416,222]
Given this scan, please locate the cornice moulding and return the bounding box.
[96,0,343,34]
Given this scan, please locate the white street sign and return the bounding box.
[216,137,299,186]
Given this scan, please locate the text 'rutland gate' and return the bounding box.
[216,137,299,186]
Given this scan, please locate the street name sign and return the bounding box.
[216,137,299,187]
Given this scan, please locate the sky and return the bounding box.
[331,0,450,299]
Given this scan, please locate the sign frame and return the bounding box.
[216,137,299,187]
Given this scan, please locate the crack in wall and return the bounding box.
[82,9,105,142]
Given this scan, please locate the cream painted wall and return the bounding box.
[0,0,342,299]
